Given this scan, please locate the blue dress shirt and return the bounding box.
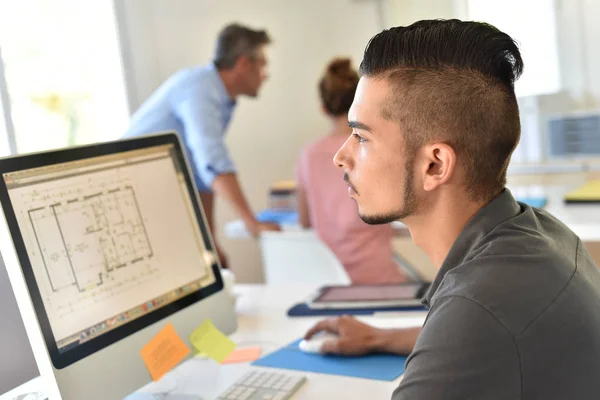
[124,63,237,192]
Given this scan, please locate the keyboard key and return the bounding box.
[216,370,306,400]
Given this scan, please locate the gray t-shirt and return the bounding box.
[392,190,600,400]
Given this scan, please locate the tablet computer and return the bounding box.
[306,283,430,309]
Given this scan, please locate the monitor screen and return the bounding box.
[0,135,221,367]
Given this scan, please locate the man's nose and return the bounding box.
[333,139,351,169]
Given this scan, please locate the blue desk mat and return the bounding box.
[287,302,426,317]
[252,339,407,381]
[256,209,298,224]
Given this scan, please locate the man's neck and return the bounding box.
[405,194,487,268]
[218,69,238,99]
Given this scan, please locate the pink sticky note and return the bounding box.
[221,346,262,364]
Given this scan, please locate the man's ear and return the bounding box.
[233,55,251,71]
[419,143,456,192]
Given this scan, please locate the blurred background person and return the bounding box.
[123,23,280,268]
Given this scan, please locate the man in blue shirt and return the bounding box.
[124,24,279,267]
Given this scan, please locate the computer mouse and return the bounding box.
[298,333,339,354]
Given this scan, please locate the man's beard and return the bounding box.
[360,156,418,225]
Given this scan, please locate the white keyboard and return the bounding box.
[216,370,306,400]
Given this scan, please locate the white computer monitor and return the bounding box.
[0,133,237,399]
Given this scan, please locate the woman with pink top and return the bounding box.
[295,58,407,284]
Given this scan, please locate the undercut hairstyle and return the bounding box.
[360,19,524,202]
[214,23,271,70]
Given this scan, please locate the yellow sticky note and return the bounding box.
[140,323,190,381]
[189,319,236,363]
[221,346,261,364]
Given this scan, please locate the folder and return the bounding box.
[287,302,426,317]
[564,180,600,204]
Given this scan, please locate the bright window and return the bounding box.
[0,0,129,154]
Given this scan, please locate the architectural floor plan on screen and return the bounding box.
[22,176,161,319]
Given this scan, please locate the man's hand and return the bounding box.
[211,174,282,238]
[304,316,422,356]
[247,221,281,237]
[304,316,382,356]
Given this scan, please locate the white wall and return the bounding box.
[386,0,600,111]
[116,0,381,282]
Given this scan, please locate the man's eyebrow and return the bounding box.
[348,120,373,132]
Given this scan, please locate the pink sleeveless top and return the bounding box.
[296,135,406,284]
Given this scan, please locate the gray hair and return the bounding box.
[213,23,271,70]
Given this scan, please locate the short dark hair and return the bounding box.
[319,58,359,116]
[360,19,524,202]
[213,23,271,70]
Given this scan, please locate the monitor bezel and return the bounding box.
[0,132,224,369]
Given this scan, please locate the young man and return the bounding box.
[124,24,279,268]
[305,20,600,399]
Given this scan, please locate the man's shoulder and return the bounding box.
[166,64,220,95]
[432,223,579,335]
[397,295,521,399]
[423,295,512,341]
[407,202,600,399]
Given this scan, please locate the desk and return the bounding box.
[505,172,600,265]
[136,284,427,399]
[227,181,600,244]
[226,178,600,243]
[224,220,409,240]
[225,182,600,281]
[227,192,600,243]
[507,183,600,242]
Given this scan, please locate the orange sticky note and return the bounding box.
[221,346,262,364]
[140,323,190,381]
